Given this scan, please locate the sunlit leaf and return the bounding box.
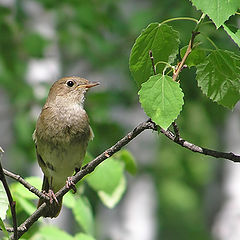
[73,197,94,235]
[34,226,73,240]
[74,233,96,240]
[63,191,76,209]
[0,182,8,220]
[86,158,124,194]
[17,197,36,215]
[116,150,137,175]
[98,176,126,208]
[139,74,184,130]
[10,177,41,200]
[0,217,9,238]
[223,24,240,48]
[191,0,240,28]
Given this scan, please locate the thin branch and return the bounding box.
[3,169,48,201]
[0,148,18,240]
[159,126,240,162]
[172,121,180,141]
[149,50,157,75]
[172,14,205,82]
[172,30,200,81]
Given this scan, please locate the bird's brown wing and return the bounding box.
[36,151,63,218]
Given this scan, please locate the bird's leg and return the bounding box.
[66,168,79,193]
[66,177,77,193]
[48,189,59,204]
[46,177,58,204]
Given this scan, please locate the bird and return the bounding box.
[33,76,99,218]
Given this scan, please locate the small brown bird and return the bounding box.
[33,76,99,218]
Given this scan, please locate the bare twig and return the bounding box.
[172,121,180,141]
[149,50,157,75]
[0,148,18,240]
[172,31,200,81]
[159,126,240,162]
[3,169,48,201]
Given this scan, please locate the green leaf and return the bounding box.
[0,182,8,220]
[129,23,180,87]
[0,217,9,238]
[73,197,94,235]
[115,150,137,175]
[180,46,206,67]
[33,226,74,240]
[11,177,41,200]
[17,197,36,215]
[191,0,240,28]
[223,24,240,48]
[98,175,126,208]
[196,50,240,109]
[63,191,76,209]
[74,233,96,240]
[139,74,184,130]
[86,158,124,194]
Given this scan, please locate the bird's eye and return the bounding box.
[66,80,74,87]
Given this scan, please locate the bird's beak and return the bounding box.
[85,82,100,89]
[76,82,100,89]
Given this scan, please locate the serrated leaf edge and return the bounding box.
[196,50,240,109]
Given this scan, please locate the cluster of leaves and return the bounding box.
[129,0,240,130]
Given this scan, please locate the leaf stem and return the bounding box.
[172,14,205,81]
[172,31,200,81]
[155,61,174,72]
[194,13,206,31]
[161,17,198,25]
[201,32,219,50]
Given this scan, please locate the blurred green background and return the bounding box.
[0,0,239,239]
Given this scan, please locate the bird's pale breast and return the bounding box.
[34,103,91,191]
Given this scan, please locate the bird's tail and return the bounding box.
[37,175,62,218]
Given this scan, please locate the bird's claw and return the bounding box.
[47,189,58,205]
[66,177,77,193]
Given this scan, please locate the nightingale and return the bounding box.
[33,76,99,218]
